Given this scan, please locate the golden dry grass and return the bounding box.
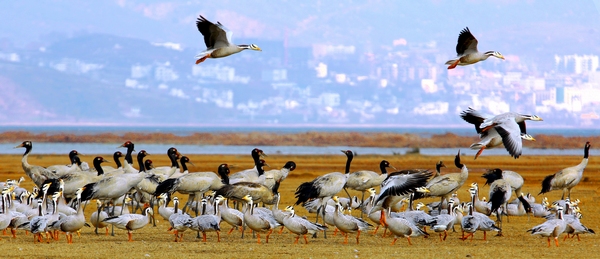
[0,152,599,258]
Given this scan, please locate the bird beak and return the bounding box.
[389,165,397,170]
[256,47,262,51]
[102,158,111,163]
[14,143,24,148]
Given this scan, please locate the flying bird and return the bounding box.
[195,15,262,64]
[446,27,504,69]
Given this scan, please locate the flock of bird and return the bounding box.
[0,15,594,249]
[0,136,592,247]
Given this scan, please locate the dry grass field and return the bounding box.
[0,151,598,258]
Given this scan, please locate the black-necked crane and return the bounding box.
[216,160,281,205]
[15,141,54,188]
[488,178,511,236]
[345,159,396,216]
[483,168,524,198]
[540,142,591,199]
[228,148,266,184]
[258,161,296,190]
[294,150,353,224]
[155,162,230,215]
[414,152,468,212]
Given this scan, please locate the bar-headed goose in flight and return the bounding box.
[461,107,542,159]
[195,15,262,64]
[446,27,504,69]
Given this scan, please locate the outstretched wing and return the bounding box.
[196,15,231,49]
[456,27,478,56]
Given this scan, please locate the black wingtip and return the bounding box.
[489,188,507,213]
[539,174,555,195]
[294,181,319,205]
[80,182,96,202]
[154,178,177,197]
[481,169,503,186]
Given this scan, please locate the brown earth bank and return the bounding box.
[1,130,599,149]
[0,153,599,258]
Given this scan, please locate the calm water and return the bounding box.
[2,143,593,157]
[1,125,595,156]
[1,125,598,137]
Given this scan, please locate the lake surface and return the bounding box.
[1,125,598,137]
[2,143,592,157]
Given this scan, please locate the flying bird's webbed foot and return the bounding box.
[195,54,210,64]
[447,60,460,69]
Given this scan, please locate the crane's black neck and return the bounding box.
[93,158,104,176]
[113,152,123,169]
[125,143,135,164]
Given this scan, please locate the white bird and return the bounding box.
[282,206,327,244]
[185,196,222,242]
[461,188,501,241]
[540,142,591,199]
[156,193,175,221]
[563,207,595,241]
[48,188,86,244]
[194,15,262,64]
[102,207,154,242]
[331,196,372,244]
[432,200,463,241]
[168,197,191,242]
[384,208,429,246]
[527,205,567,247]
[217,197,243,235]
[460,107,542,159]
[91,200,109,235]
[270,194,289,234]
[469,183,491,215]
[240,195,277,244]
[445,27,504,69]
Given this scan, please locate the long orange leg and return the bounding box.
[475,147,486,160]
[356,230,361,244]
[407,236,413,245]
[228,227,236,235]
[195,54,210,64]
[128,232,133,242]
[11,228,17,238]
[303,234,308,244]
[391,237,397,245]
[278,226,285,234]
[266,229,273,243]
[372,225,380,235]
[202,232,207,242]
[256,233,261,244]
[216,231,220,242]
[447,59,460,69]
[547,237,551,247]
[483,231,487,241]
[554,237,559,247]
[343,233,348,244]
[294,235,299,244]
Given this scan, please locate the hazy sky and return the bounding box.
[1,1,599,54]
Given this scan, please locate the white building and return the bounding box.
[555,54,599,74]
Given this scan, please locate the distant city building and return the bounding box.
[555,54,599,74]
